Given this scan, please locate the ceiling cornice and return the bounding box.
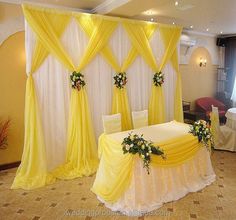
[0,0,131,14]
[0,0,89,12]
[91,0,131,14]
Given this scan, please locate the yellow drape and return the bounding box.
[76,15,133,130]
[22,4,74,71]
[111,22,157,130]
[111,87,132,130]
[159,26,183,122]
[122,21,166,124]
[11,75,55,189]
[18,6,117,184]
[15,4,184,190]
[11,4,72,189]
[110,23,156,130]
[53,89,98,179]
[53,16,118,178]
[92,133,203,203]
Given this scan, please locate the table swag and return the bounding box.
[92,121,215,206]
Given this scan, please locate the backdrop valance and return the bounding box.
[12,4,183,190]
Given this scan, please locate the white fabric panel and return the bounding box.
[25,22,71,171]
[25,19,178,170]
[99,147,215,216]
[25,22,36,75]
[33,58,70,171]
[127,55,153,111]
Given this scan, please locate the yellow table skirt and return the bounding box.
[91,121,205,203]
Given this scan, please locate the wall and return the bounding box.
[0,31,26,165]
[0,3,24,46]
[180,32,219,110]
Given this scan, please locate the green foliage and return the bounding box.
[114,72,127,89]
[189,120,214,150]
[122,133,165,174]
[70,71,86,91]
[153,71,164,87]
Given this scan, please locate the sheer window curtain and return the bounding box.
[25,18,176,171]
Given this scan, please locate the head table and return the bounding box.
[91,121,215,216]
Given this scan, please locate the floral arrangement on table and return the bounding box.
[122,133,165,174]
[0,119,10,150]
[114,72,127,89]
[153,71,164,87]
[189,120,214,150]
[70,71,86,91]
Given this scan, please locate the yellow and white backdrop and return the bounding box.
[12,4,183,190]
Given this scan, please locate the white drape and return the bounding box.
[25,18,176,171]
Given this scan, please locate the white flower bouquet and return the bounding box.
[153,71,164,86]
[70,71,86,91]
[122,133,165,174]
[189,120,214,150]
[114,72,127,89]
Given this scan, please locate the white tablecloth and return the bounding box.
[226,108,236,130]
[94,121,216,216]
[99,148,215,216]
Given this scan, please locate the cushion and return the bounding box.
[102,113,121,134]
[132,110,148,129]
[196,97,226,112]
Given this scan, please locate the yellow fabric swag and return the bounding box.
[92,131,204,203]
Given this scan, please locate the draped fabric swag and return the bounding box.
[12,4,183,190]
[159,27,183,122]
[92,132,203,203]
[123,21,182,124]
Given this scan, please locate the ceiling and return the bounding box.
[1,0,236,35]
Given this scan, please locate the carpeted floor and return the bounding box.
[0,150,236,220]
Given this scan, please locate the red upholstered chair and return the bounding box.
[195,97,226,121]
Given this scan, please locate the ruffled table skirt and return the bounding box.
[98,147,215,216]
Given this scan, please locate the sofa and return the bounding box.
[195,97,226,122]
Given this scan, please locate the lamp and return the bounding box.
[199,57,207,67]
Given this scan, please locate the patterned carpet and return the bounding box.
[0,150,236,220]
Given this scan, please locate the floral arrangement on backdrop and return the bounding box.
[0,119,10,150]
[153,71,164,86]
[70,71,86,91]
[122,133,165,174]
[189,120,214,150]
[114,72,127,89]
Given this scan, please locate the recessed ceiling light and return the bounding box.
[150,18,154,22]
[206,28,209,31]
[175,1,179,6]
[172,22,175,25]
[190,25,193,29]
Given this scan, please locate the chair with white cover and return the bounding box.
[210,105,236,151]
[132,110,148,129]
[102,113,122,134]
